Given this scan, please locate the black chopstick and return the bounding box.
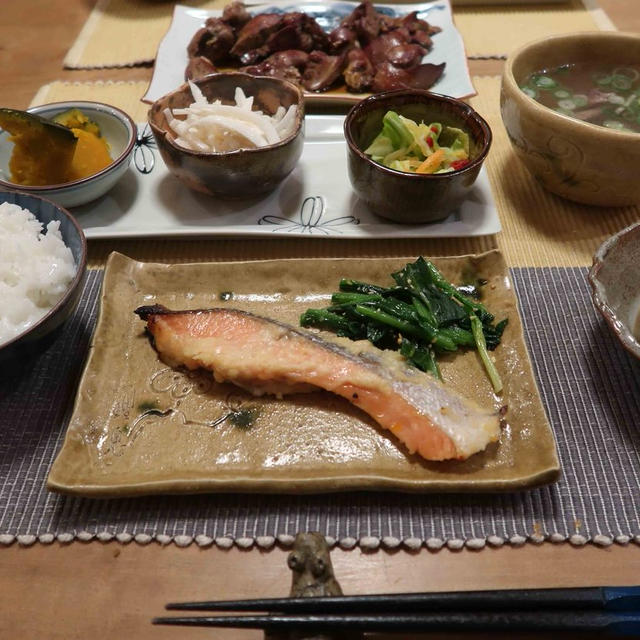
[152,610,640,635]
[165,586,640,613]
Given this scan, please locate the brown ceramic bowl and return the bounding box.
[501,31,640,207]
[344,90,491,224]
[148,72,304,198]
[589,222,640,360]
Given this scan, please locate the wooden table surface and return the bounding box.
[1,1,639,639]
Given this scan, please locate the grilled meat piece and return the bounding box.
[230,13,283,60]
[327,26,357,52]
[222,0,251,29]
[372,60,445,92]
[339,1,384,45]
[344,48,374,92]
[302,50,347,92]
[187,17,236,64]
[386,43,427,68]
[363,31,410,67]
[241,49,309,84]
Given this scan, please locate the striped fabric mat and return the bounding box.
[30,77,639,269]
[62,0,613,69]
[1,267,639,548]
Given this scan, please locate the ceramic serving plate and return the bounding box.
[72,117,500,239]
[143,0,475,106]
[48,251,559,496]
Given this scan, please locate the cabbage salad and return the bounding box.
[364,111,471,174]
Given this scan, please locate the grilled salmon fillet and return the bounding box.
[135,305,501,461]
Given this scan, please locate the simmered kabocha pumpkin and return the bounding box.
[52,108,102,135]
[66,129,112,182]
[0,108,77,186]
[0,107,112,186]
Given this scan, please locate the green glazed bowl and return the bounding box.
[344,90,491,224]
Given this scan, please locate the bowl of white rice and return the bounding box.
[0,190,87,364]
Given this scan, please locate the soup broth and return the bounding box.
[520,62,640,134]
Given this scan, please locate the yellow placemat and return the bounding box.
[456,0,615,59]
[63,0,615,69]
[29,78,638,269]
[64,0,227,69]
[30,80,151,122]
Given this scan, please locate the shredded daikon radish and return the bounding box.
[234,87,253,111]
[189,80,207,104]
[165,85,298,153]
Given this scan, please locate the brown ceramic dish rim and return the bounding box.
[588,221,640,361]
[148,72,304,158]
[504,31,640,141]
[0,101,137,192]
[0,189,88,351]
[343,89,492,180]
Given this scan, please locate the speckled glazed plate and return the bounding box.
[47,251,559,496]
[143,1,475,106]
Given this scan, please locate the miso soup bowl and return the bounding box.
[148,72,304,198]
[501,31,640,207]
[344,90,491,224]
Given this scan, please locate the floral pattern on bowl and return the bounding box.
[500,102,601,199]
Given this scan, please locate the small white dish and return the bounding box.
[0,101,136,208]
[71,116,501,239]
[143,0,476,105]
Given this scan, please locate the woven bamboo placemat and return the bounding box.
[456,0,614,59]
[62,0,613,69]
[63,0,228,69]
[30,77,638,269]
[30,80,151,122]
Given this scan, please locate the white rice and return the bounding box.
[0,202,76,345]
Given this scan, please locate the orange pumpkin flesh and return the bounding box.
[0,107,112,186]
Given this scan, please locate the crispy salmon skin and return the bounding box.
[135,305,501,461]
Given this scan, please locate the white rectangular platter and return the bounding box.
[144,0,475,105]
[72,116,501,239]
